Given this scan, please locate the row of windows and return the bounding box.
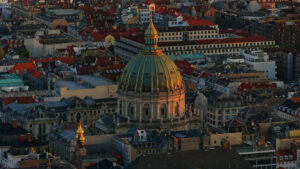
[69,110,102,117]
[124,103,180,118]
[158,35,217,41]
[159,30,217,37]
[162,41,273,51]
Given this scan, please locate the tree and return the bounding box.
[17,47,31,58]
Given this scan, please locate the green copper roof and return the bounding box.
[119,52,184,93]
[0,74,24,87]
[118,12,184,93]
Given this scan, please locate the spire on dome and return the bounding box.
[144,7,159,51]
[76,121,85,147]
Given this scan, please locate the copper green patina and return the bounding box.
[119,15,183,93]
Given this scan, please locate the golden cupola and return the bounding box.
[76,121,85,147]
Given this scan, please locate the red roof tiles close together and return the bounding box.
[3,96,42,105]
[9,63,36,75]
[30,57,74,64]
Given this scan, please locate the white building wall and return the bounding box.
[251,61,276,80]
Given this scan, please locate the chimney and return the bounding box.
[12,119,17,128]
[20,134,26,141]
[27,133,32,142]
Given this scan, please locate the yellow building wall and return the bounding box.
[276,138,294,150]
[290,130,300,138]
[60,85,118,99]
[203,132,242,148]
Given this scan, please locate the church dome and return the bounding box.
[118,15,184,93]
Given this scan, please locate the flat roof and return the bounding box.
[77,75,115,86]
[49,9,82,15]
[56,75,115,90]
[55,80,86,90]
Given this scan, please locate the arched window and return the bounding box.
[76,113,81,122]
[160,104,167,118]
[128,103,134,119]
[143,104,150,119]
[175,102,179,117]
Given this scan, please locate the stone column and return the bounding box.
[156,102,159,120]
[134,99,137,120]
[117,99,120,115]
[124,99,128,117]
[167,101,170,120]
[139,102,143,123]
[171,99,174,122]
[178,95,181,118]
[151,99,154,120]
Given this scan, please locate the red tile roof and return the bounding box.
[289,98,300,103]
[9,63,36,75]
[30,57,74,64]
[90,32,107,42]
[187,18,216,26]
[175,60,193,70]
[31,71,43,79]
[238,82,277,94]
[199,72,211,78]
[3,96,40,105]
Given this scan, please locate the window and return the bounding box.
[175,102,179,117]
[218,116,222,120]
[144,104,150,119]
[145,108,149,115]
[128,103,134,119]
[130,107,134,114]
[160,104,167,118]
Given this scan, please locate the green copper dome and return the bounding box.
[118,14,184,93]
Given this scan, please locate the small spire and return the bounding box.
[149,7,153,23]
[76,120,85,147]
[144,7,158,51]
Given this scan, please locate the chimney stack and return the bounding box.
[12,119,17,128]
[27,133,32,142]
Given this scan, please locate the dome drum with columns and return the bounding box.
[117,11,189,130]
